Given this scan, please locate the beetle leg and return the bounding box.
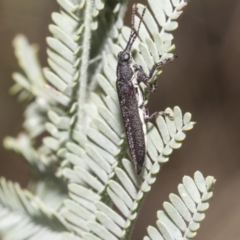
[140,104,173,121]
[133,55,176,91]
[133,64,156,92]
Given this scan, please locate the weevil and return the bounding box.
[116,4,176,174]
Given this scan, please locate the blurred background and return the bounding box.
[0,0,240,239]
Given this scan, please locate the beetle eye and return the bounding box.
[123,53,130,61]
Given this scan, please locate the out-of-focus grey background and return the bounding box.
[1,0,240,239]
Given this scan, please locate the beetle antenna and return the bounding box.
[136,6,146,37]
[130,4,137,36]
[125,4,146,52]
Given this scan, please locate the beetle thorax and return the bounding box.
[117,61,134,81]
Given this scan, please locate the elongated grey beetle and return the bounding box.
[116,4,176,174]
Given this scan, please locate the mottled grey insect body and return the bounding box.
[116,5,175,174]
[117,53,146,174]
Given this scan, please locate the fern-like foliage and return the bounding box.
[0,0,216,239]
[0,178,68,239]
[72,107,195,240]
[144,171,216,240]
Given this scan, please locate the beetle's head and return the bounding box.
[117,25,138,64]
[117,50,131,64]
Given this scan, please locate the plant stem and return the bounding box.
[78,0,93,125]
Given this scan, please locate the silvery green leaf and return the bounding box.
[48,58,73,85]
[144,172,215,240]
[188,221,200,232]
[65,212,89,231]
[98,106,123,137]
[43,137,60,151]
[62,168,81,183]
[139,42,155,69]
[66,142,84,157]
[138,4,158,35]
[149,0,166,26]
[178,184,196,213]
[91,144,116,165]
[87,128,119,155]
[194,171,207,193]
[95,202,125,228]
[169,194,191,222]
[163,21,178,31]
[49,25,78,51]
[108,180,133,208]
[201,192,213,202]
[68,184,100,202]
[157,211,182,239]
[107,188,129,218]
[147,226,164,240]
[163,202,186,231]
[103,65,117,87]
[93,118,120,145]
[62,233,81,240]
[144,237,151,240]
[82,233,101,240]
[88,221,118,240]
[65,152,88,169]
[47,49,75,75]
[47,37,74,63]
[74,167,104,192]
[183,112,192,125]
[103,96,121,122]
[156,116,170,144]
[183,176,201,203]
[192,212,205,222]
[51,12,75,36]
[147,123,164,153]
[115,168,137,199]
[85,144,112,173]
[197,202,209,212]
[97,74,115,95]
[57,0,77,19]
[122,159,142,188]
[147,136,159,161]
[69,192,96,213]
[146,37,159,63]
[12,73,32,91]
[156,221,174,240]
[96,211,122,237]
[44,85,70,106]
[133,50,149,73]
[80,154,108,184]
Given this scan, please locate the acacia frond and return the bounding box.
[0,0,216,240]
[11,35,49,138]
[144,171,216,240]
[4,36,59,177]
[0,178,69,239]
[40,0,128,174]
[62,106,194,238]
